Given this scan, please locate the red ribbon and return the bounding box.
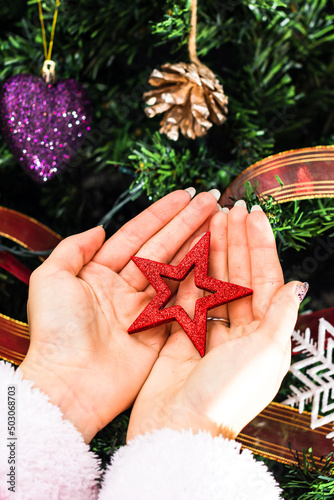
[238,402,333,466]
[0,206,61,251]
[221,146,334,205]
[0,251,32,285]
[0,206,61,364]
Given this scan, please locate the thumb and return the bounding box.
[258,281,309,351]
[40,226,106,276]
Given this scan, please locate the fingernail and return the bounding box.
[209,189,221,202]
[234,200,247,208]
[221,207,229,214]
[250,205,263,212]
[296,282,309,303]
[97,224,105,229]
[185,187,196,199]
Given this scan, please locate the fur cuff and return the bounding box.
[100,427,282,500]
[0,361,100,500]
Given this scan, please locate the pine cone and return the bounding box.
[143,62,228,141]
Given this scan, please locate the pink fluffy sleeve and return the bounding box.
[99,428,282,500]
[0,361,101,500]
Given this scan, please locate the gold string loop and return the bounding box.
[37,0,61,82]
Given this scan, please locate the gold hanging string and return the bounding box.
[188,0,201,65]
[37,0,61,61]
[188,0,211,75]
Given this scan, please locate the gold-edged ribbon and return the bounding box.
[0,206,61,364]
[221,145,334,205]
[238,401,333,466]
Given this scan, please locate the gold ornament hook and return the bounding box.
[41,60,56,84]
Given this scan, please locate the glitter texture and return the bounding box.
[128,232,253,357]
[296,282,309,303]
[0,74,92,182]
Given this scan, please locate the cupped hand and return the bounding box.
[19,189,219,443]
[127,203,307,442]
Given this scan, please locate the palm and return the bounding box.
[27,262,166,434]
[140,320,290,439]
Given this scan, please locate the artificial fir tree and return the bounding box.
[1,0,334,496]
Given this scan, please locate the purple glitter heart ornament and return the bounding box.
[0,74,92,182]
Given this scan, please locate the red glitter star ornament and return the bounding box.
[128,232,253,357]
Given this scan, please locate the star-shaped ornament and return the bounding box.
[128,232,253,356]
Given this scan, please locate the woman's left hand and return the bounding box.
[127,203,305,441]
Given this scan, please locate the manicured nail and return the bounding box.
[234,199,247,208]
[251,205,263,212]
[221,207,229,214]
[97,224,105,229]
[209,189,221,202]
[185,187,196,199]
[296,282,309,303]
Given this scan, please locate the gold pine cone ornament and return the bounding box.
[143,62,228,141]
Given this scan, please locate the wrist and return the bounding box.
[19,356,99,443]
[127,392,238,443]
[127,417,236,443]
[167,413,238,441]
[168,392,239,440]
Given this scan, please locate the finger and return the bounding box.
[37,226,105,276]
[246,206,284,320]
[207,210,229,320]
[227,201,253,326]
[279,339,292,381]
[93,189,194,272]
[257,281,308,351]
[169,204,220,266]
[144,204,220,298]
[120,191,220,290]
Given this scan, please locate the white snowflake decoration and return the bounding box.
[282,317,334,439]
